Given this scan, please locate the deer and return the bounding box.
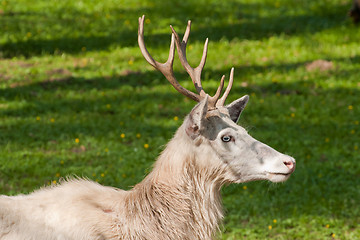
[0,15,295,240]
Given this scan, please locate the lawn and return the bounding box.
[1,0,360,239]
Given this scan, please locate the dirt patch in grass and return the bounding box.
[16,61,34,68]
[71,145,87,153]
[1,59,35,68]
[305,60,334,72]
[120,69,141,76]
[46,68,73,82]
[0,73,11,81]
[8,67,73,88]
[46,68,72,76]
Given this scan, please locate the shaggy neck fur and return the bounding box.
[117,124,226,240]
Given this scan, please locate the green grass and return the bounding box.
[1,0,360,239]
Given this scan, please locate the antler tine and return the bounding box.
[182,20,191,45]
[208,75,225,108]
[172,22,232,109]
[170,23,208,98]
[216,67,235,107]
[138,15,201,102]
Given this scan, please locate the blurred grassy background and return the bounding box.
[0,0,359,239]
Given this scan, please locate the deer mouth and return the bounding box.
[269,172,291,176]
[266,172,292,183]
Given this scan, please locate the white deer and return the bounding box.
[0,15,295,240]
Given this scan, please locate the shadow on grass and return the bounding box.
[0,0,351,58]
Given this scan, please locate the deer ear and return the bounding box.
[226,95,249,123]
[185,95,209,140]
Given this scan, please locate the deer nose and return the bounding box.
[283,158,296,172]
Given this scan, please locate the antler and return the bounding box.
[138,15,234,109]
[138,15,201,102]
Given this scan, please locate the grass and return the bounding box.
[1,0,360,239]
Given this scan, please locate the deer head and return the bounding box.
[138,16,295,183]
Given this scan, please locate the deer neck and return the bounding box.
[131,125,225,239]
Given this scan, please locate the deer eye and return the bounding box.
[221,135,232,142]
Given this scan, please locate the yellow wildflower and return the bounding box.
[36,116,40,121]
[243,185,247,190]
[268,225,272,230]
[81,58,88,66]
[348,105,353,110]
[120,133,125,138]
[136,133,141,138]
[273,219,277,224]
[144,143,149,149]
[75,138,80,143]
[174,116,179,121]
[50,118,55,123]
